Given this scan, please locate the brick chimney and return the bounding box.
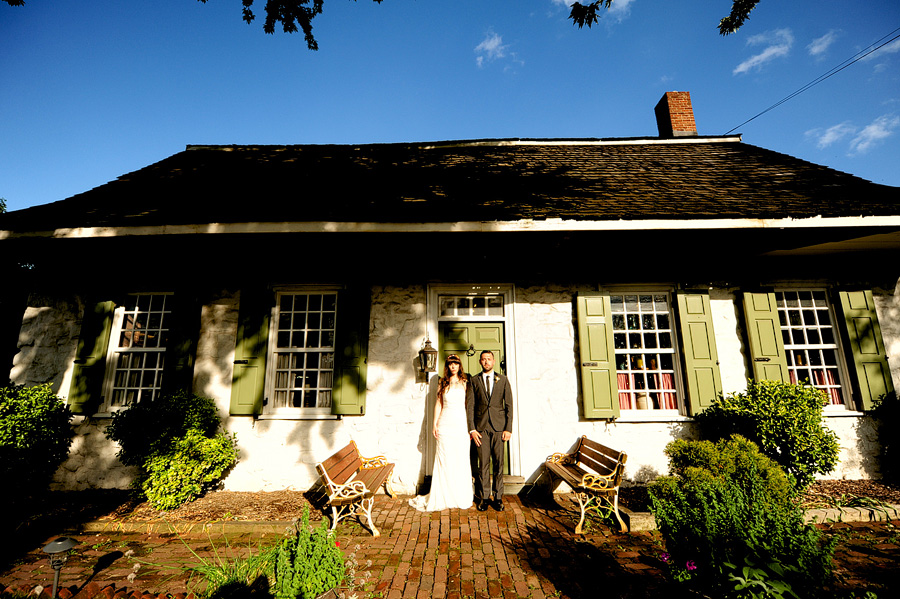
[655,91,698,138]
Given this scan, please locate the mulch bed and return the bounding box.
[618,478,900,512]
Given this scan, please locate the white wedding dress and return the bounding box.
[409,383,474,511]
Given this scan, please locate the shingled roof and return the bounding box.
[1,136,898,234]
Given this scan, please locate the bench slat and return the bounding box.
[355,464,394,492]
[579,445,621,476]
[321,443,363,486]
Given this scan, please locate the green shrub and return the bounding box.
[649,436,835,598]
[105,390,221,467]
[0,384,73,497]
[273,505,346,599]
[695,380,840,489]
[143,428,240,510]
[105,391,238,510]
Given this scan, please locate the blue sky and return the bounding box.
[2,0,899,213]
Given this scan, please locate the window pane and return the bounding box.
[610,295,624,313]
[487,296,503,316]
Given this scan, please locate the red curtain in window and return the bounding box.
[617,373,633,409]
[653,373,677,409]
[813,369,843,405]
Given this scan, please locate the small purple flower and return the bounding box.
[660,552,671,563]
[686,561,697,571]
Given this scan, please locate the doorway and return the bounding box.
[439,321,509,475]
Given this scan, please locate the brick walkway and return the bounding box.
[3,495,899,599]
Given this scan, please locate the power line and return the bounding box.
[725,26,900,135]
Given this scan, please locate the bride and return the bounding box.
[409,354,474,511]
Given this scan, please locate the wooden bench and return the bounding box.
[544,436,628,533]
[315,440,395,537]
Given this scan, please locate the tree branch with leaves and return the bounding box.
[568,1,761,36]
[3,1,763,50]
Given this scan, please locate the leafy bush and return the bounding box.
[0,384,73,497]
[105,391,238,510]
[649,436,835,598]
[143,428,240,510]
[695,380,840,489]
[273,505,346,599]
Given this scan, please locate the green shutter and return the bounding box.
[576,292,619,419]
[838,290,894,411]
[332,286,371,415]
[742,291,790,383]
[162,293,200,394]
[229,288,271,416]
[68,299,115,415]
[676,291,723,415]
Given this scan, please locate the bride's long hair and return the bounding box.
[437,354,467,402]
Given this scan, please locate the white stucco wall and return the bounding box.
[8,282,898,492]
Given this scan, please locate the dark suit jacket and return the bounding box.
[466,371,513,434]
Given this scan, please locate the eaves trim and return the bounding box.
[3,214,900,240]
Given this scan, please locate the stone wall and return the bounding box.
[6,282,897,492]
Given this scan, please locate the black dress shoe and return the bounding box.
[476,500,488,511]
[493,499,504,511]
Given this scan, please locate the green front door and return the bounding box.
[439,322,505,378]
[439,321,509,474]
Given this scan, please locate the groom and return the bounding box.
[467,350,513,512]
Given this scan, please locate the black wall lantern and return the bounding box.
[418,339,438,374]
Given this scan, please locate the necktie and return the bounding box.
[486,374,492,397]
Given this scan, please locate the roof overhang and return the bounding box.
[4,214,900,241]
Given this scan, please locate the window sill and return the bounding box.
[612,412,693,423]
[823,410,865,418]
[256,414,341,421]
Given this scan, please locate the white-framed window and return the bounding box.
[265,290,338,415]
[439,294,504,318]
[776,290,847,407]
[102,293,171,408]
[611,293,679,412]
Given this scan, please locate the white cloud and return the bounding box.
[806,122,856,149]
[550,0,636,21]
[850,114,900,154]
[608,0,637,20]
[733,28,794,75]
[861,38,900,62]
[474,30,508,68]
[807,30,839,57]
[807,114,900,155]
